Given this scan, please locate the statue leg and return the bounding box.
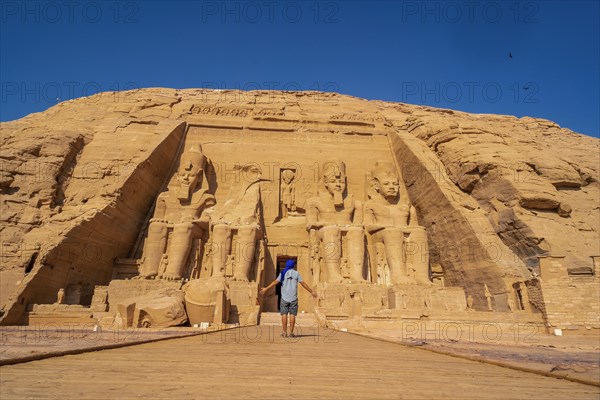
[211,223,232,278]
[321,225,344,283]
[234,224,259,281]
[380,228,414,285]
[163,222,193,280]
[139,220,168,278]
[406,227,430,285]
[346,227,365,282]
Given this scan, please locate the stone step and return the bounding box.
[259,311,318,327]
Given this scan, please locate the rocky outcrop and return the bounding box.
[1,89,598,321]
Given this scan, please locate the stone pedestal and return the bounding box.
[388,285,467,314]
[317,282,388,318]
[226,280,260,325]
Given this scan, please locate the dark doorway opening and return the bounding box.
[275,256,297,312]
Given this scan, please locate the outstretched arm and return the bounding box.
[300,281,318,298]
[259,279,279,296]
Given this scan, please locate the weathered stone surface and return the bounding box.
[0,88,598,331]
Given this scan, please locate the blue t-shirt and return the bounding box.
[277,269,303,302]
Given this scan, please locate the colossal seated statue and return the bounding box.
[363,162,430,285]
[138,145,216,280]
[209,164,263,281]
[306,160,365,283]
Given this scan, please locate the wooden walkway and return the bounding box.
[1,326,598,399]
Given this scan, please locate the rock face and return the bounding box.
[1,89,598,330]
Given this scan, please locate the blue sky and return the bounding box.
[1,1,599,137]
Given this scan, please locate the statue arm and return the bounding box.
[306,199,323,230]
[152,195,167,220]
[353,200,363,225]
[363,204,384,234]
[409,205,419,226]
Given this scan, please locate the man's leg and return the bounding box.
[289,300,299,337]
[289,314,296,336]
[281,313,288,336]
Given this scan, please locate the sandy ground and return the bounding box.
[1,325,599,399]
[0,325,211,364]
[356,328,600,385]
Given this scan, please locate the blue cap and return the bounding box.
[285,259,296,268]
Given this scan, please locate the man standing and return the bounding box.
[260,260,317,337]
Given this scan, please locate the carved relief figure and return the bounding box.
[138,145,216,280]
[210,164,263,281]
[306,160,365,283]
[363,162,430,285]
[280,169,297,218]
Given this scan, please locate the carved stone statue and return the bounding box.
[280,169,296,218]
[210,164,263,281]
[363,162,430,285]
[138,145,216,280]
[306,160,365,283]
[484,283,493,311]
[466,295,475,311]
[56,288,65,304]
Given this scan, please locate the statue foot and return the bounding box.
[232,275,249,282]
[349,276,365,283]
[162,273,182,281]
[134,274,156,280]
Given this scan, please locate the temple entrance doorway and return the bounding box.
[275,256,297,312]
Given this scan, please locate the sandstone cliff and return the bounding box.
[1,88,598,322]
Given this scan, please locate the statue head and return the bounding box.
[322,160,346,206]
[281,169,295,184]
[372,162,400,202]
[239,163,262,184]
[177,145,207,201]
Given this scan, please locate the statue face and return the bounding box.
[375,173,399,199]
[245,165,262,183]
[324,174,345,196]
[177,159,201,188]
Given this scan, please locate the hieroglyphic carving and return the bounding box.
[190,106,249,117]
